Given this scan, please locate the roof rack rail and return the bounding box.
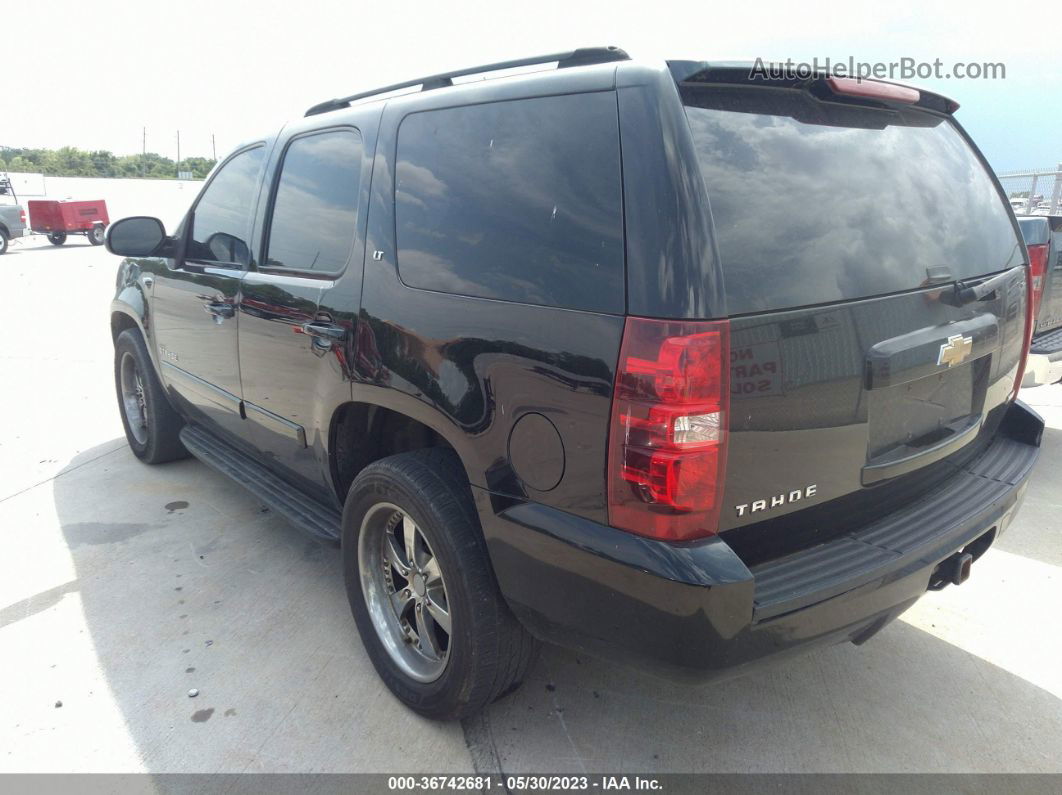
[304,46,629,117]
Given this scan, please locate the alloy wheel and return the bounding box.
[119,352,149,445]
[359,502,452,682]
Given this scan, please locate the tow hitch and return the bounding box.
[929,551,973,590]
[929,528,995,591]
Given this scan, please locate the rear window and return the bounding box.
[1017,217,1050,246]
[395,92,624,313]
[683,86,1024,315]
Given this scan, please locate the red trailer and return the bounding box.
[27,199,110,246]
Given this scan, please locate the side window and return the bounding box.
[187,146,265,267]
[395,93,624,313]
[264,130,363,272]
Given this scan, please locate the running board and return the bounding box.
[179,425,341,546]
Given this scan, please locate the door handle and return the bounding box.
[301,322,347,342]
[205,301,235,319]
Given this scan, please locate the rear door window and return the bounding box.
[394,92,624,313]
[683,87,1025,315]
[264,129,363,273]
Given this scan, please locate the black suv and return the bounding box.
[106,48,1043,719]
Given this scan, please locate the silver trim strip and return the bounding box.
[160,361,241,411]
[244,401,307,448]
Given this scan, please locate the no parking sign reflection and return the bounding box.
[730,339,783,397]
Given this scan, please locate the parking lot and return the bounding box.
[1,235,1060,775]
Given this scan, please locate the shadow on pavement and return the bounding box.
[46,438,1062,773]
[5,239,99,255]
[46,440,470,773]
[991,424,1062,567]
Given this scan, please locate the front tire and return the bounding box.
[48,231,67,246]
[114,328,188,463]
[88,225,105,245]
[342,448,538,720]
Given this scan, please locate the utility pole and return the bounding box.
[176,130,181,178]
[212,134,217,162]
[142,126,146,178]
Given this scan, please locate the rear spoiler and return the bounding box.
[668,61,960,115]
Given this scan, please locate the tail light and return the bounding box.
[19,209,26,224]
[1012,248,1046,397]
[1027,243,1049,318]
[826,76,920,104]
[607,317,730,542]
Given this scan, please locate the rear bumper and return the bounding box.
[1022,328,1062,387]
[478,400,1043,680]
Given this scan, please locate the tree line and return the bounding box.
[0,147,216,180]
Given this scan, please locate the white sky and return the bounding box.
[2,0,1059,171]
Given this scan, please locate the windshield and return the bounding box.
[683,86,1025,315]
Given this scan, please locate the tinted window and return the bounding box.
[395,93,624,313]
[683,87,1025,315]
[188,146,265,267]
[265,130,363,272]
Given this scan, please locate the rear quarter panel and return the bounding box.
[357,92,624,523]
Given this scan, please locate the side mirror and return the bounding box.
[105,216,171,257]
[204,232,249,266]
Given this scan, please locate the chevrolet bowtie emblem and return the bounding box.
[938,333,974,367]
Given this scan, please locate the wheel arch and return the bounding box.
[110,295,162,376]
[328,398,479,507]
[110,264,151,345]
[110,309,142,344]
[110,301,146,341]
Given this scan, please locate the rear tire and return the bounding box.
[114,328,188,463]
[342,448,538,720]
[0,229,8,255]
[48,231,67,246]
[88,225,105,245]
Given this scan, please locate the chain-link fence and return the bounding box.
[997,166,1062,215]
